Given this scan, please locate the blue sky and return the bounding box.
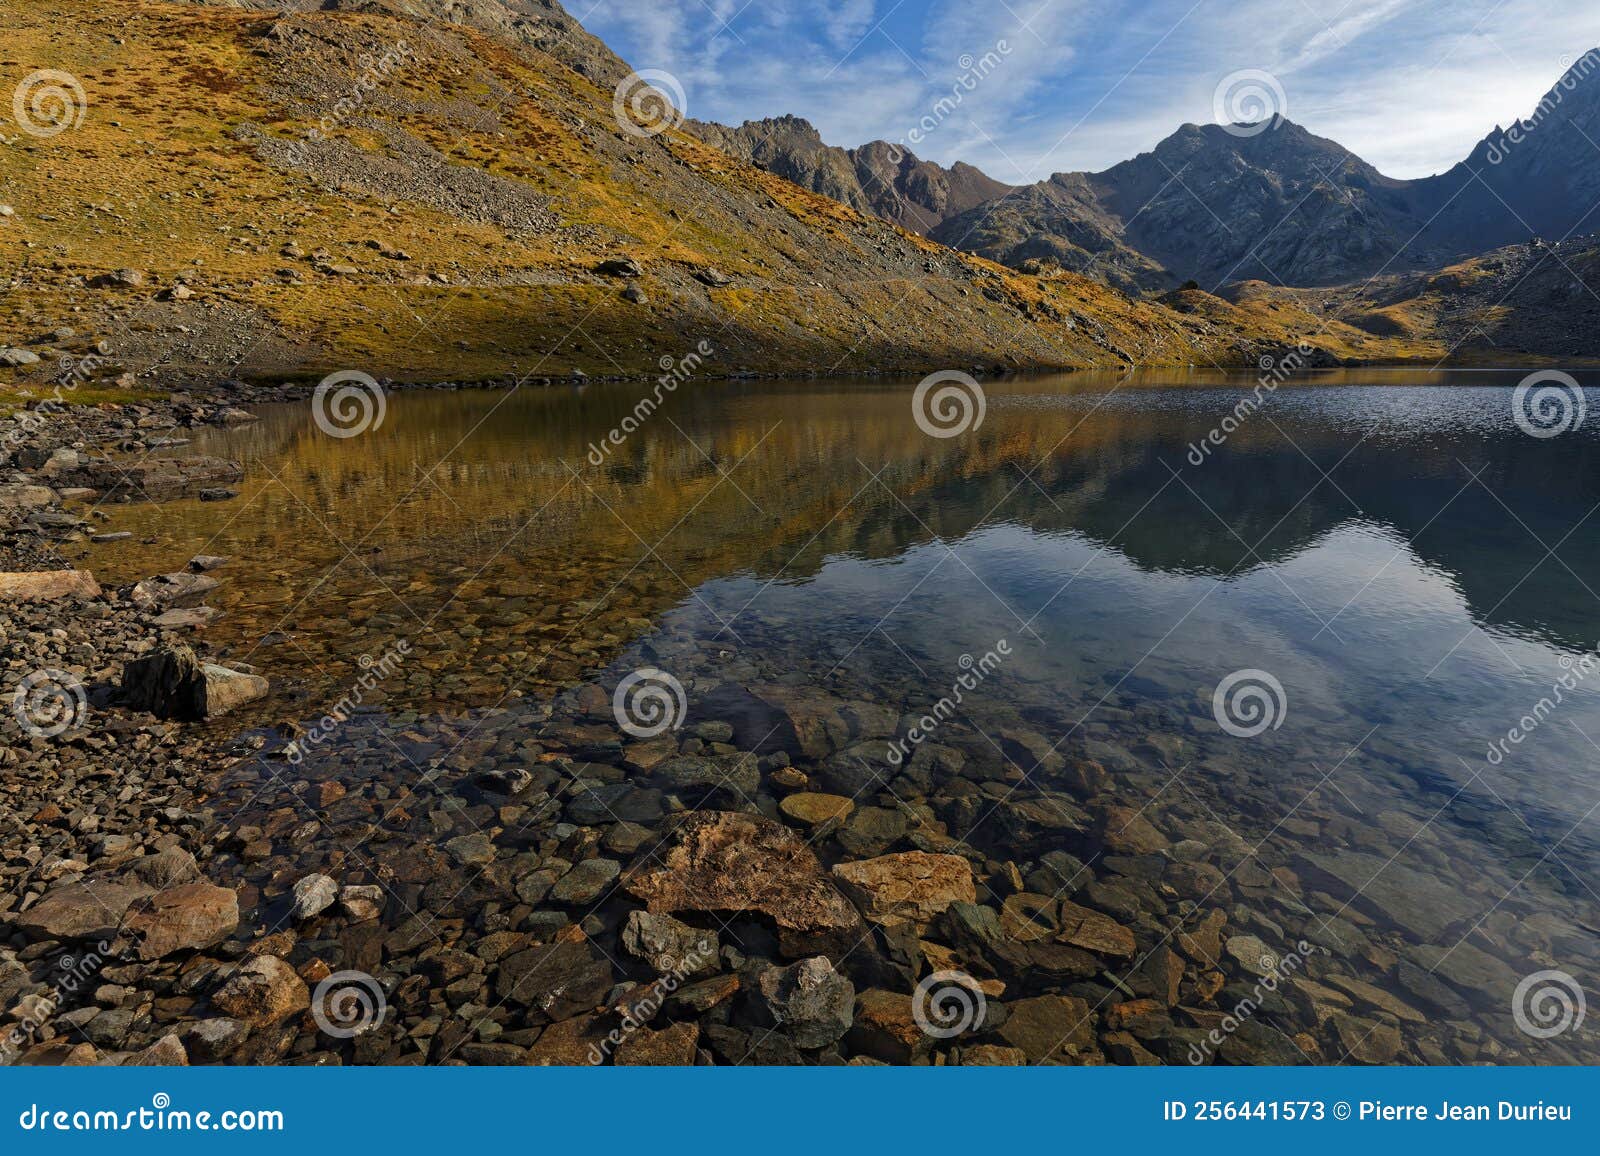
[577,0,1600,182]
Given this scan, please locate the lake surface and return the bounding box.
[80,369,1600,1064]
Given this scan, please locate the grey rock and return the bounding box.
[620,910,718,976]
[757,956,855,1048]
[290,873,338,921]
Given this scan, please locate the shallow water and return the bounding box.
[81,368,1600,1063]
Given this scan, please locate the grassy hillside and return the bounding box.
[0,0,1439,397]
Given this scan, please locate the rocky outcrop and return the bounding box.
[688,115,1011,235]
[121,644,268,720]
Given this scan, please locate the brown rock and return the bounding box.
[779,792,855,826]
[17,1040,100,1065]
[124,1034,189,1066]
[1000,893,1058,942]
[1105,998,1170,1038]
[847,990,929,1064]
[1102,1030,1161,1065]
[18,878,155,942]
[995,995,1095,1063]
[117,883,239,960]
[614,1021,699,1065]
[0,570,101,602]
[832,852,975,925]
[211,955,310,1025]
[961,1044,1027,1065]
[1322,974,1427,1024]
[525,1014,612,1065]
[1098,805,1167,854]
[1056,899,1136,957]
[1331,1013,1403,1064]
[751,685,851,756]
[1178,908,1226,965]
[494,941,612,1022]
[627,812,861,951]
[1143,944,1184,1006]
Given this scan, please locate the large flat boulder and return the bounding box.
[0,570,101,602]
[116,883,239,960]
[1295,850,1478,941]
[17,878,156,942]
[628,812,862,952]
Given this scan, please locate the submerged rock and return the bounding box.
[831,852,975,925]
[626,811,862,952]
[756,956,854,1048]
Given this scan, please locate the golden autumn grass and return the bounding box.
[0,0,1477,407]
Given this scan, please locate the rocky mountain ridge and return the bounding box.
[697,52,1600,295]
